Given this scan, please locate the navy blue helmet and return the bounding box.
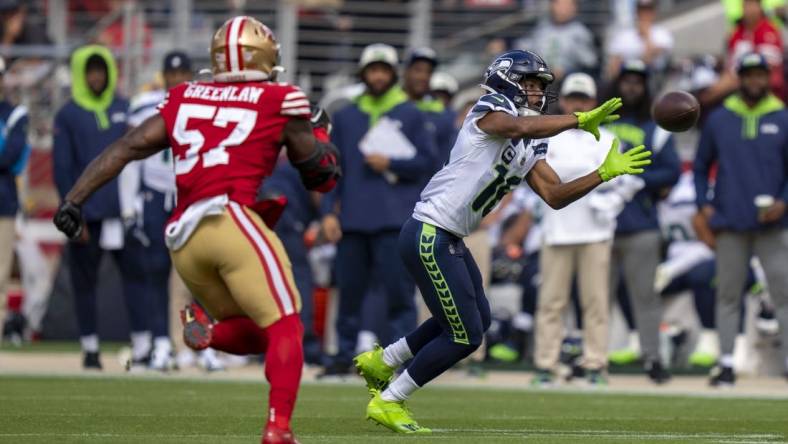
[482,50,556,114]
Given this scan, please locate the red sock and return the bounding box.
[263,314,304,431]
[210,316,268,355]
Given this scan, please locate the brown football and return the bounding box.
[652,91,700,132]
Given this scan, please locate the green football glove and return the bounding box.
[575,97,623,141]
[597,139,652,182]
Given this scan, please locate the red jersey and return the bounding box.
[157,81,311,221]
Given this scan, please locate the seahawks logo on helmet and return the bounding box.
[485,58,513,79]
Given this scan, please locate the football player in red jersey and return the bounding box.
[53,16,340,444]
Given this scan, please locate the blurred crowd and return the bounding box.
[1,0,787,387]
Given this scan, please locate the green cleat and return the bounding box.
[488,343,519,363]
[353,345,395,390]
[366,389,431,434]
[689,351,717,368]
[608,348,640,366]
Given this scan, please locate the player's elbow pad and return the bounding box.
[293,140,341,193]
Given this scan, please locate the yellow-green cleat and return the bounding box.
[689,351,717,368]
[366,389,431,434]
[608,348,640,366]
[353,344,395,390]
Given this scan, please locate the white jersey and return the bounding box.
[119,89,177,218]
[658,170,713,277]
[129,89,176,194]
[413,93,547,237]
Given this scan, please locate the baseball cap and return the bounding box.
[560,72,597,98]
[736,52,769,74]
[430,72,459,95]
[359,43,398,70]
[163,51,192,73]
[619,59,649,78]
[405,47,437,68]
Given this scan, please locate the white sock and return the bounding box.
[381,370,420,402]
[153,337,172,354]
[719,353,734,368]
[130,331,152,360]
[382,337,413,369]
[80,334,99,353]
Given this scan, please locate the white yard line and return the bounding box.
[2,351,788,400]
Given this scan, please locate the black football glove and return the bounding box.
[310,104,332,135]
[53,201,84,240]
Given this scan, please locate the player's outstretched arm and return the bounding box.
[53,115,169,239]
[478,97,622,141]
[282,117,341,193]
[527,138,652,210]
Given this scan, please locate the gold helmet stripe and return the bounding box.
[227,16,247,72]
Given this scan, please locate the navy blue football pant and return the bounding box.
[399,218,491,387]
[334,229,417,364]
[129,187,172,339]
[661,259,716,329]
[68,221,150,338]
[658,258,754,332]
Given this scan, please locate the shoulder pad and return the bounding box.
[473,93,517,116]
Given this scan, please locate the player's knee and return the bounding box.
[463,326,485,350]
[479,307,492,333]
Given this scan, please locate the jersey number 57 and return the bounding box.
[172,104,258,175]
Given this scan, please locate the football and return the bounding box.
[652,90,700,132]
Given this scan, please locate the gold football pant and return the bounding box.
[171,202,301,328]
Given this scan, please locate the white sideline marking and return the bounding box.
[1,431,785,443]
[432,429,786,441]
[0,433,254,438]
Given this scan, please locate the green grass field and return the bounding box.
[1,375,787,443]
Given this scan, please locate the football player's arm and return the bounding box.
[477,111,579,140]
[282,118,340,193]
[65,115,169,205]
[526,159,603,210]
[54,114,170,239]
[527,138,652,210]
[477,97,622,141]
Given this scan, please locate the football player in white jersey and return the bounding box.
[353,50,653,433]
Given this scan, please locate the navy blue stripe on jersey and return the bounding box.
[532,142,547,156]
[473,93,517,116]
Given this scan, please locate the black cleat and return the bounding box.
[566,364,585,382]
[645,359,671,384]
[83,351,102,370]
[709,366,736,387]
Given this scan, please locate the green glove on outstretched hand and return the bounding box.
[575,97,623,141]
[597,139,652,182]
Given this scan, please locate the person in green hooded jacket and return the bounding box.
[694,52,788,386]
[52,44,152,371]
